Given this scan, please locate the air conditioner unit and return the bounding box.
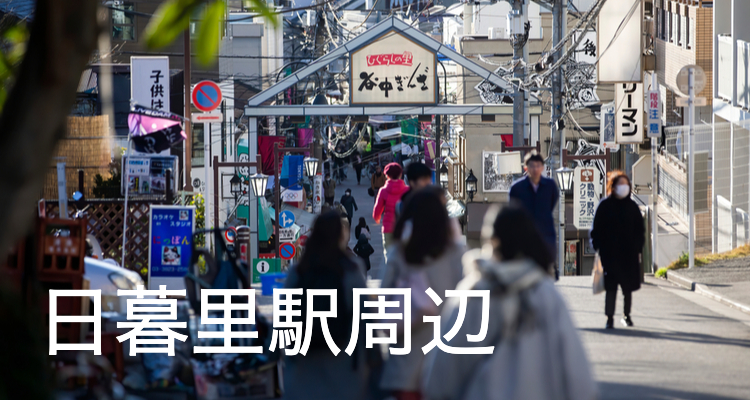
[488,27,505,40]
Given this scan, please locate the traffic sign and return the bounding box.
[279,228,295,242]
[192,80,223,113]
[676,65,706,96]
[194,112,223,122]
[675,97,707,107]
[279,210,296,228]
[224,227,237,243]
[279,243,296,260]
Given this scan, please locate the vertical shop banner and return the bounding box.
[313,174,323,213]
[615,83,644,144]
[237,138,250,222]
[149,205,195,290]
[647,90,662,138]
[600,103,619,152]
[573,167,601,230]
[131,57,170,111]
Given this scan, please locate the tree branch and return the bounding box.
[0,0,99,258]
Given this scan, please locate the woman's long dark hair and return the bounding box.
[392,186,450,265]
[297,210,347,276]
[356,217,367,228]
[489,203,553,270]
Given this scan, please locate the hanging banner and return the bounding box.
[646,90,662,138]
[615,83,644,144]
[148,205,195,290]
[280,155,304,203]
[600,103,619,152]
[573,167,602,230]
[350,31,436,105]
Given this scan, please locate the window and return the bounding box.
[112,3,135,41]
[687,17,693,49]
[192,123,205,168]
[677,12,682,45]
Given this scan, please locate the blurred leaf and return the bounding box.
[0,87,6,110]
[144,0,204,49]
[195,0,225,66]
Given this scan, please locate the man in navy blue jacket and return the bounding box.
[509,151,559,277]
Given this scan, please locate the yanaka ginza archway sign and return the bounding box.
[350,31,436,105]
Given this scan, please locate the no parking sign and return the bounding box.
[192,81,222,113]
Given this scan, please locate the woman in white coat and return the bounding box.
[421,204,597,400]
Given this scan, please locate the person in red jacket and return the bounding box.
[373,163,409,263]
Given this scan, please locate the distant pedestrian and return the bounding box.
[353,152,364,185]
[373,163,409,263]
[283,211,372,399]
[509,150,559,278]
[334,202,351,244]
[590,171,645,329]
[397,162,434,216]
[355,217,371,242]
[380,187,465,399]
[340,188,359,227]
[371,165,386,201]
[323,173,336,206]
[353,233,375,271]
[421,204,597,400]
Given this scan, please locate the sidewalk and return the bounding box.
[667,257,750,315]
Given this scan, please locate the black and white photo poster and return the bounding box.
[482,151,523,193]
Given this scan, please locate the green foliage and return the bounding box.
[93,152,123,199]
[189,193,206,246]
[0,23,28,110]
[145,0,277,66]
[655,267,668,279]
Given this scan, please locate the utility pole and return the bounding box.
[184,31,194,192]
[512,0,526,147]
[552,0,567,277]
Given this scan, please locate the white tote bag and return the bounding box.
[592,253,605,295]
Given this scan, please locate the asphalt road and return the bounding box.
[558,276,750,400]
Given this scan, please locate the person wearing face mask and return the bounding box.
[590,171,645,329]
[323,173,336,206]
[340,188,358,227]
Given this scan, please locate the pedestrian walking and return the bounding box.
[323,173,336,206]
[353,233,375,271]
[421,204,597,400]
[334,201,351,244]
[397,162,433,216]
[380,187,465,399]
[590,171,645,329]
[353,152,364,185]
[355,217,371,242]
[373,163,409,263]
[370,165,386,201]
[283,211,374,399]
[340,188,359,227]
[508,150,559,278]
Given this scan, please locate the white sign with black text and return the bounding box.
[350,31,436,105]
[131,57,170,111]
[646,90,661,138]
[573,167,602,230]
[615,83,644,144]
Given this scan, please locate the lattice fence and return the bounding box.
[44,200,163,278]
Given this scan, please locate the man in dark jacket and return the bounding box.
[340,188,358,227]
[509,151,560,277]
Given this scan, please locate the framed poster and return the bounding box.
[482,151,523,193]
[122,155,179,197]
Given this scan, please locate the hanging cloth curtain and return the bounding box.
[127,104,186,153]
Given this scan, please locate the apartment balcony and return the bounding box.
[718,34,733,102]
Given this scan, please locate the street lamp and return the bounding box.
[439,164,449,189]
[554,166,575,194]
[303,157,319,177]
[465,169,478,202]
[230,174,242,197]
[249,172,269,198]
[441,142,451,158]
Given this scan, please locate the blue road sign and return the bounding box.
[279,242,296,260]
[192,81,222,112]
[279,210,296,228]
